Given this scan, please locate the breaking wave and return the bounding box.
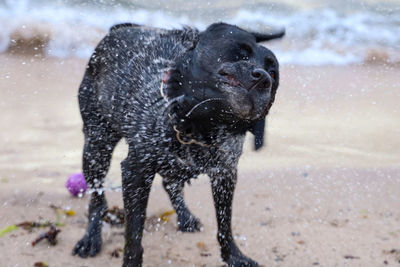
[1,0,399,65]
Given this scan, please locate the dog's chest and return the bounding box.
[158,134,245,181]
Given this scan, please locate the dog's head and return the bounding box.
[164,23,284,145]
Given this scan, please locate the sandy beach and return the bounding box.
[0,53,399,266]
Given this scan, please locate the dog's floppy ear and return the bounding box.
[178,26,200,50]
[163,27,199,99]
[109,23,141,32]
[252,28,285,42]
[249,118,266,151]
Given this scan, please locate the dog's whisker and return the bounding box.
[165,95,184,108]
[158,94,185,121]
[185,98,224,118]
[163,95,184,115]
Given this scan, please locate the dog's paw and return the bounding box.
[225,254,259,267]
[72,233,102,258]
[177,215,203,232]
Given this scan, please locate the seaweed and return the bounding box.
[34,262,49,267]
[0,224,18,237]
[49,204,76,216]
[31,226,61,246]
[110,247,124,258]
[196,241,211,257]
[49,204,75,226]
[160,210,175,223]
[0,220,59,238]
[103,206,125,226]
[17,221,52,231]
[344,255,360,260]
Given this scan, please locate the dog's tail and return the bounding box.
[253,28,285,42]
[109,23,141,32]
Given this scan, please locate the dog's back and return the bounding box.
[78,24,198,134]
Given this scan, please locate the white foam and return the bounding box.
[1,0,399,65]
[229,8,400,65]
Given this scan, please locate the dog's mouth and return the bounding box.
[218,69,245,90]
[225,75,243,88]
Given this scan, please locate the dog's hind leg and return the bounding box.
[73,125,121,258]
[162,179,203,232]
[73,75,122,258]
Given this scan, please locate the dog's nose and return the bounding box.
[251,69,268,80]
[251,68,271,90]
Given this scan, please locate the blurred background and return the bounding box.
[0,1,399,266]
[1,0,400,64]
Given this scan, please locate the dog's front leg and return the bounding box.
[210,169,259,267]
[121,153,155,267]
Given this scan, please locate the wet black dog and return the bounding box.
[72,22,284,266]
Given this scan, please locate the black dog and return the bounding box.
[72,22,284,266]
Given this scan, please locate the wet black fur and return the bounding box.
[72,22,283,266]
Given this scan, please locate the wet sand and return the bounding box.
[0,54,399,266]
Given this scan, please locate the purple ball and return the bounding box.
[66,173,87,197]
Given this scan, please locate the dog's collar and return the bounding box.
[160,70,223,150]
[172,125,210,148]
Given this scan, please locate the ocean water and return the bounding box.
[1,0,399,65]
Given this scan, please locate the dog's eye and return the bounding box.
[268,70,276,79]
